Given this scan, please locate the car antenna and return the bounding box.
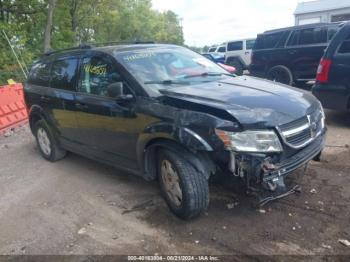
[1,30,28,79]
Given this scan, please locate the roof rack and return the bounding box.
[42,41,155,56]
[43,43,92,56]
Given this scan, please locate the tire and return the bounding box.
[267,65,293,86]
[227,60,244,75]
[157,149,209,220]
[34,120,66,162]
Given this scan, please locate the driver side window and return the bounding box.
[78,55,123,97]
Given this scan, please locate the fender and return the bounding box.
[28,105,59,136]
[225,55,247,68]
[137,122,215,181]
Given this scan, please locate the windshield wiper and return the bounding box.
[144,80,190,85]
[184,72,234,79]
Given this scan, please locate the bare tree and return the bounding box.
[44,0,57,52]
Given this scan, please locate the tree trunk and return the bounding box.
[44,0,57,52]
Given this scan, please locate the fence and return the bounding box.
[0,83,28,135]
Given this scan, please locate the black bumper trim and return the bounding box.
[263,133,326,182]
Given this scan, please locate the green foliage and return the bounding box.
[0,0,184,84]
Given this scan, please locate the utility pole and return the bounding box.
[2,30,27,79]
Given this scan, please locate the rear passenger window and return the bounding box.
[287,31,299,46]
[255,32,284,49]
[217,46,226,52]
[246,40,255,50]
[227,41,243,51]
[208,47,216,53]
[51,59,78,91]
[338,33,350,54]
[298,27,327,45]
[28,62,51,86]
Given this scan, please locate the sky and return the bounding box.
[152,0,305,47]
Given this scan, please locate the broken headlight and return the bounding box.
[215,129,283,153]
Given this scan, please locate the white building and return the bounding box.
[295,0,350,25]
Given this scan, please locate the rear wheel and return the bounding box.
[267,65,293,86]
[34,120,66,162]
[227,60,244,75]
[158,149,209,220]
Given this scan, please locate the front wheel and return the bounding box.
[158,149,209,220]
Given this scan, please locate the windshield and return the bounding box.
[115,47,230,91]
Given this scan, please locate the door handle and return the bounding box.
[40,96,51,103]
[288,50,297,54]
[75,103,89,110]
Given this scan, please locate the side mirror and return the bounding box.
[107,82,124,98]
[107,82,134,101]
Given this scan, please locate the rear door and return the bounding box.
[244,39,256,65]
[226,41,243,62]
[26,58,80,146]
[286,26,328,81]
[49,57,81,145]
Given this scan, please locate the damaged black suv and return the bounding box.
[24,43,326,219]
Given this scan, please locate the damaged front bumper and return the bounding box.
[229,133,326,205]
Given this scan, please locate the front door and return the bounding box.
[74,52,141,169]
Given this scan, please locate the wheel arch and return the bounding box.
[141,137,216,182]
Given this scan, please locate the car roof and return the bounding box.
[262,22,342,35]
[227,38,256,43]
[37,43,181,63]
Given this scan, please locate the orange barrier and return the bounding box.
[0,83,28,135]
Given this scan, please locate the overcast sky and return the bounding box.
[152,0,305,47]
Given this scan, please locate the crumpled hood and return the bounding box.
[159,76,320,127]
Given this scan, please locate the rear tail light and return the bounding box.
[316,58,332,83]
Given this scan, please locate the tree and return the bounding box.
[44,0,57,52]
[0,0,185,84]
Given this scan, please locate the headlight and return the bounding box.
[215,129,283,152]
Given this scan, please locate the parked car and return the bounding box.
[313,22,350,111]
[202,52,226,64]
[250,23,342,86]
[208,46,217,53]
[24,43,326,220]
[225,38,256,75]
[215,45,226,54]
[201,53,236,74]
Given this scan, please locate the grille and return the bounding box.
[278,111,324,148]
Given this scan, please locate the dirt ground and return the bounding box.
[0,109,350,256]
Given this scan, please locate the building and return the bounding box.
[295,0,350,25]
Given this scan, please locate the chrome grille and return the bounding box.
[277,111,324,149]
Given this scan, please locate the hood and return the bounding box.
[159,76,320,127]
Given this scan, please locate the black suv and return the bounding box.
[313,22,350,111]
[250,23,342,87]
[24,43,326,219]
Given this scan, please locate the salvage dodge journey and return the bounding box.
[24,43,326,219]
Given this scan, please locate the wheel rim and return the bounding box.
[270,69,290,84]
[37,127,51,156]
[161,160,183,207]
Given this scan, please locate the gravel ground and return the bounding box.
[0,110,349,256]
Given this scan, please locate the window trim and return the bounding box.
[50,57,80,92]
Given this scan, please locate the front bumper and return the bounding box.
[228,131,326,205]
[263,133,326,182]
